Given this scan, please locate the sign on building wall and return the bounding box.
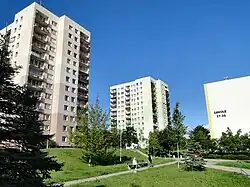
[213,110,227,118]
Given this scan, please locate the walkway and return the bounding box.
[135,149,148,157]
[64,161,177,186]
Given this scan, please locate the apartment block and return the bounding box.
[110,77,170,148]
[0,2,90,146]
[204,76,250,139]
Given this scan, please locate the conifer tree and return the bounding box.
[0,34,63,187]
[184,141,206,171]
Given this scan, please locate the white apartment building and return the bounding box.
[110,77,170,148]
[204,76,250,139]
[0,2,90,146]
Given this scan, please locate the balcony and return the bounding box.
[110,102,117,108]
[28,83,45,92]
[78,76,89,84]
[80,45,90,53]
[79,51,90,60]
[78,94,88,100]
[33,33,48,44]
[34,24,49,35]
[35,13,49,27]
[28,73,45,82]
[78,84,88,91]
[31,51,46,61]
[111,112,117,117]
[38,96,45,103]
[29,63,45,72]
[80,37,90,46]
[110,98,116,104]
[32,43,47,53]
[79,66,89,74]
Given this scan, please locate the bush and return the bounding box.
[204,154,250,160]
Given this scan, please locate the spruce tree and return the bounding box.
[184,141,206,171]
[0,34,63,187]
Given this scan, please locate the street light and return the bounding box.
[120,129,122,162]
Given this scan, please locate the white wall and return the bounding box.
[204,76,250,139]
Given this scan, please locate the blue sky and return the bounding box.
[1,0,250,127]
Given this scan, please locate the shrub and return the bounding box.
[204,154,250,160]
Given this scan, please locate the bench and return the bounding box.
[127,160,149,170]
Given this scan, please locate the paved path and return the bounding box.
[64,161,177,186]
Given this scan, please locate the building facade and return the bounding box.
[204,76,250,139]
[110,76,170,147]
[0,2,90,146]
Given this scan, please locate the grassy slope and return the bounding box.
[46,148,173,183]
[71,165,250,187]
[217,161,250,169]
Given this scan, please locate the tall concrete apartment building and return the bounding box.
[110,77,170,147]
[204,76,250,139]
[0,2,90,146]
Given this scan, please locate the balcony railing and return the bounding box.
[27,83,45,91]
[35,13,49,27]
[29,73,45,81]
[32,43,47,53]
[78,76,89,84]
[29,63,45,71]
[80,45,90,53]
[78,94,88,100]
[34,24,49,35]
[31,51,46,61]
[33,33,48,44]
[79,66,89,74]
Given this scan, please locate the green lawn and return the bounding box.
[46,148,174,183]
[217,160,250,169]
[71,165,250,187]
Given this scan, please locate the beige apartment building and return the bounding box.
[110,77,170,148]
[0,2,90,146]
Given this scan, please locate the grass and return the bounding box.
[46,148,174,183]
[70,165,250,187]
[217,160,250,169]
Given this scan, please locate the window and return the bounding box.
[68,50,71,55]
[62,136,67,142]
[66,67,70,73]
[52,21,57,26]
[69,25,73,30]
[68,33,72,38]
[49,55,55,61]
[48,64,54,70]
[45,103,51,109]
[19,25,22,30]
[65,85,70,91]
[73,70,76,76]
[44,114,51,120]
[50,46,55,52]
[14,28,17,33]
[10,36,15,42]
[72,79,76,84]
[70,116,75,122]
[68,41,72,47]
[51,38,56,43]
[46,83,53,89]
[44,125,49,130]
[45,93,52,99]
[72,87,76,93]
[74,37,78,42]
[73,61,77,66]
[74,45,77,50]
[65,95,69,101]
[63,126,67,132]
[16,43,19,48]
[47,74,53,80]
[15,52,18,57]
[71,106,75,112]
[71,97,75,103]
[20,16,23,21]
[63,115,68,121]
[17,34,20,39]
[75,29,78,34]
[67,58,71,64]
[64,105,68,111]
[74,53,77,58]
[66,76,70,82]
[51,29,57,35]
[15,19,18,24]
